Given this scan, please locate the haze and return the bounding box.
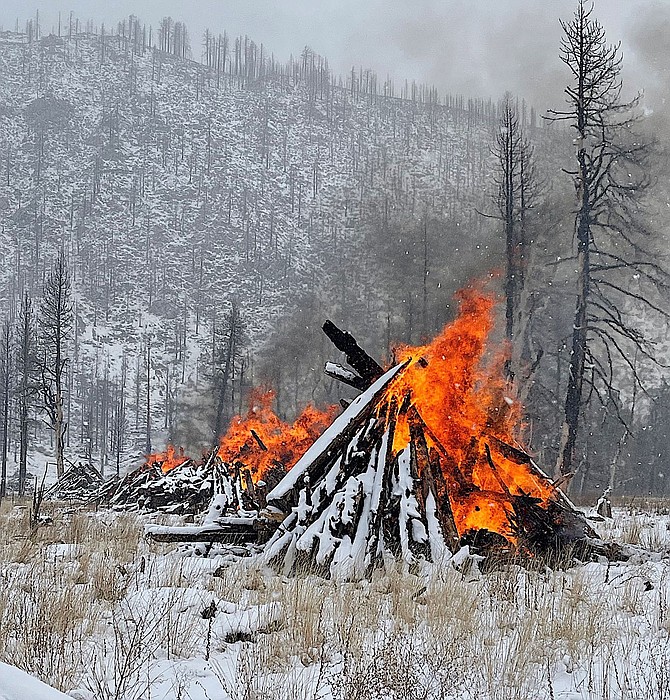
[2,0,669,112]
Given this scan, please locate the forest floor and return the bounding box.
[0,497,668,700]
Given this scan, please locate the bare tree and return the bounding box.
[547,1,667,479]
[491,94,538,384]
[158,17,173,53]
[16,292,36,496]
[39,249,73,479]
[144,335,152,455]
[0,319,11,498]
[111,354,128,477]
[212,302,243,439]
[158,17,190,58]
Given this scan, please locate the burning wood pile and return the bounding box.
[139,288,611,576]
[97,394,334,518]
[95,447,223,515]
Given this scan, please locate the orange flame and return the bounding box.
[145,284,556,551]
[146,444,191,474]
[382,285,555,545]
[217,389,337,481]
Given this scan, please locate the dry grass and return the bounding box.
[0,500,669,699]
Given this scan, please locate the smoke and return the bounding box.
[341,0,669,114]
[627,0,670,129]
[342,0,570,110]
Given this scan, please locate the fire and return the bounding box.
[217,389,337,482]
[146,444,190,474]
[382,285,555,546]
[144,284,557,553]
[393,287,520,460]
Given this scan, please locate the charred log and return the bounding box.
[324,361,367,391]
[322,320,384,387]
[408,406,459,552]
[145,517,270,544]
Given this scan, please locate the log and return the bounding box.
[145,516,273,543]
[255,481,268,510]
[324,361,367,391]
[408,406,459,550]
[369,395,400,560]
[251,430,267,451]
[266,362,409,509]
[322,320,384,387]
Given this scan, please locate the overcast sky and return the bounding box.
[1,1,669,113]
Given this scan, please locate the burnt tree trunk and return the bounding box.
[556,165,589,479]
[0,320,10,499]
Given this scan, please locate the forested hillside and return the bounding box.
[0,17,512,480]
[0,12,667,498]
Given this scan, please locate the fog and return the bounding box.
[2,0,668,113]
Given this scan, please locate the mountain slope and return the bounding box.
[0,26,504,473]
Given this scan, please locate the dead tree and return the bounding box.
[111,354,127,477]
[492,95,538,379]
[144,336,152,455]
[0,319,11,499]
[39,249,73,479]
[158,17,173,53]
[547,1,667,479]
[16,292,36,496]
[213,302,243,439]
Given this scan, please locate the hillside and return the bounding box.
[0,24,509,476]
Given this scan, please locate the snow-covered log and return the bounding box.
[144,518,259,543]
[324,361,366,390]
[267,362,407,504]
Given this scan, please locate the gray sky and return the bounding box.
[1,1,669,113]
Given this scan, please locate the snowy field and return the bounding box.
[0,499,669,700]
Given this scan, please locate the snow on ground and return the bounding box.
[0,662,72,700]
[1,503,670,699]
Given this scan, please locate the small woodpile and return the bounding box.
[141,292,616,577]
[94,448,276,515]
[45,461,103,501]
[140,453,282,547]
[97,459,208,515]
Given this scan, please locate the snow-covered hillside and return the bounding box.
[0,26,505,475]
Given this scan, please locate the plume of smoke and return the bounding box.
[628,0,670,130]
[345,0,571,109]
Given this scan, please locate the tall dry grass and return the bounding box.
[0,499,669,699]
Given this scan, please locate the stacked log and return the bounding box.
[44,462,103,501]
[93,450,225,514]
[133,319,618,576]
